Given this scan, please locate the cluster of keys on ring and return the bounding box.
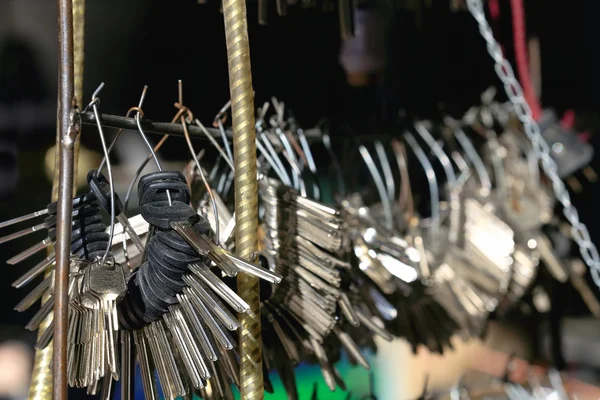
[1,83,597,400]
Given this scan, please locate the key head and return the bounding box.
[74,240,109,261]
[70,231,110,255]
[146,245,189,278]
[117,270,147,330]
[155,228,199,255]
[147,255,186,295]
[47,215,104,240]
[142,258,178,307]
[137,171,191,207]
[87,169,125,216]
[135,264,168,322]
[141,201,199,229]
[80,260,127,308]
[147,234,201,269]
[46,191,96,215]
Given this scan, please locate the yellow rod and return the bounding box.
[222,0,263,398]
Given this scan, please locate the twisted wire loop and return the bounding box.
[467,0,600,289]
[222,0,263,398]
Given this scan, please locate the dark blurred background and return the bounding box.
[0,0,599,398]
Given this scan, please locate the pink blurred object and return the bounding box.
[489,0,500,20]
[561,109,576,130]
[339,8,387,75]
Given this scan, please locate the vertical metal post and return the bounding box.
[222,0,263,398]
[29,2,83,399]
[54,0,76,399]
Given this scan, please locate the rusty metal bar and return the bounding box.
[53,0,77,399]
[29,3,84,399]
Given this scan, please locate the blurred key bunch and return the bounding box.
[0,0,599,399]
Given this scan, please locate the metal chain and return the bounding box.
[466,0,600,289]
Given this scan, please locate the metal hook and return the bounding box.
[255,137,290,186]
[353,135,394,231]
[321,129,346,198]
[176,80,221,245]
[274,117,307,196]
[374,141,395,205]
[121,100,190,214]
[195,118,235,172]
[454,128,492,196]
[404,132,440,241]
[415,122,456,186]
[258,127,292,187]
[88,83,115,267]
[296,126,320,200]
[132,86,172,206]
[391,140,414,220]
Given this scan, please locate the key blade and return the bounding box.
[121,331,135,400]
[100,372,114,400]
[176,293,219,361]
[337,293,359,327]
[35,319,54,350]
[309,337,336,391]
[536,235,569,282]
[116,213,146,253]
[225,252,282,283]
[185,265,250,313]
[13,256,55,288]
[170,221,237,277]
[133,331,158,400]
[15,273,52,312]
[0,222,47,245]
[7,239,52,265]
[26,296,54,331]
[355,308,393,342]
[0,208,48,229]
[182,279,240,331]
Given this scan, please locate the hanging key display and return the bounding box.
[6,0,600,398]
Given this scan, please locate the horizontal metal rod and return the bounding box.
[80,111,221,139]
[80,111,322,141]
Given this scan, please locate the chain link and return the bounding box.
[466,0,600,289]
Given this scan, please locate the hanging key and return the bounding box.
[80,257,127,379]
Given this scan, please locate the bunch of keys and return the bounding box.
[70,257,128,394]
[115,170,281,400]
[342,190,462,355]
[260,178,386,394]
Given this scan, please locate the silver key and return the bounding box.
[0,207,49,229]
[12,255,55,288]
[171,220,281,283]
[177,292,219,361]
[186,264,249,313]
[182,285,235,350]
[80,259,127,380]
[7,238,52,265]
[121,331,134,400]
[164,309,205,390]
[14,273,52,312]
[133,330,158,400]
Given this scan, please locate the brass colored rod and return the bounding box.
[72,0,85,191]
[222,0,263,398]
